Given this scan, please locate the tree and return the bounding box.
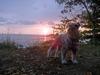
[80,0,100,44]
[90,0,100,44]
[52,17,71,34]
[55,0,100,44]
[52,17,78,35]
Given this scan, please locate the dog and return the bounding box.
[47,22,80,64]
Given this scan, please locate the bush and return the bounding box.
[0,41,18,49]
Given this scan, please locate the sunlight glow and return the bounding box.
[79,27,90,32]
[42,27,51,35]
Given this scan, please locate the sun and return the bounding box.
[42,28,49,35]
[42,26,52,35]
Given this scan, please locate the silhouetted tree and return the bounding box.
[52,17,73,34]
[55,0,100,44]
[80,0,100,44]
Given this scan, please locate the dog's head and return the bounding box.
[67,22,80,40]
[67,22,80,30]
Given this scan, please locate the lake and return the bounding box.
[0,34,50,47]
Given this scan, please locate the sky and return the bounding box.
[0,0,82,35]
[0,0,63,34]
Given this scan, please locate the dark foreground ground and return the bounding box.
[0,44,100,75]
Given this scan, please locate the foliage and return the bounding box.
[52,17,72,34]
[55,0,100,44]
[79,44,100,57]
[80,0,100,44]
[0,41,18,49]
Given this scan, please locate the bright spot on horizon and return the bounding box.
[42,26,52,35]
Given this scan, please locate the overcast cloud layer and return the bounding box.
[0,0,63,26]
[0,0,83,34]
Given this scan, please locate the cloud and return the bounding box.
[0,0,63,26]
[0,17,8,22]
[0,0,62,23]
[48,21,56,25]
[0,16,38,25]
[0,16,57,26]
[18,20,37,25]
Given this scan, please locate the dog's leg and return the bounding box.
[47,46,52,58]
[61,48,67,64]
[55,45,59,57]
[71,48,78,64]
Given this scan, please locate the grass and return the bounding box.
[79,44,100,57]
[0,41,18,49]
[0,41,100,75]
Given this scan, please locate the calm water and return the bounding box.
[0,34,48,47]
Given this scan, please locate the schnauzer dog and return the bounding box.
[47,22,80,64]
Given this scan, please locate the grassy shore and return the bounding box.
[0,42,100,75]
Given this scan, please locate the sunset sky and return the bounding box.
[0,0,82,35]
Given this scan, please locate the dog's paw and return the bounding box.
[72,60,78,64]
[61,60,67,64]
